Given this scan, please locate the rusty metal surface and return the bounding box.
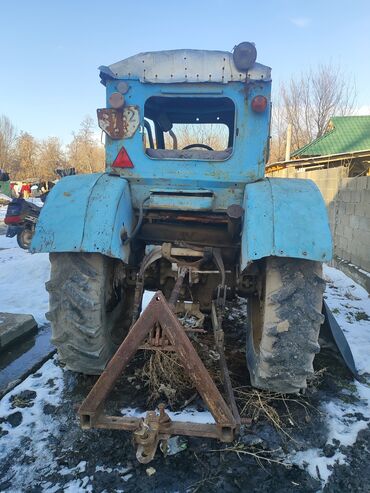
[130,244,202,328]
[131,246,162,325]
[79,298,158,423]
[212,301,241,426]
[79,290,238,462]
[88,415,233,440]
[97,108,125,140]
[145,210,229,224]
[168,267,187,307]
[138,222,234,249]
[78,249,246,462]
[79,291,235,428]
[156,295,235,427]
[210,248,241,425]
[97,106,140,140]
[121,105,140,137]
[134,404,171,463]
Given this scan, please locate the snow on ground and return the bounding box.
[290,264,370,486]
[0,204,7,222]
[0,355,134,492]
[0,240,50,325]
[0,203,50,325]
[0,356,65,491]
[1,221,370,490]
[292,381,370,485]
[324,264,370,375]
[121,406,215,424]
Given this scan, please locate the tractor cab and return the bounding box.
[97,43,272,211]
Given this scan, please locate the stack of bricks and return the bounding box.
[333,176,370,271]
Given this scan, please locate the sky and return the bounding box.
[1,0,370,143]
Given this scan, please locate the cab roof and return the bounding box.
[99,49,271,85]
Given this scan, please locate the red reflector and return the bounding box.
[112,147,134,168]
[251,95,268,113]
[4,215,22,225]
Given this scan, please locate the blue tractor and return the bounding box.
[31,42,332,395]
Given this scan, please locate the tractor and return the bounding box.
[30,42,333,459]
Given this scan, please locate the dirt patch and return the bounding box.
[10,389,37,408]
[0,297,370,492]
[6,411,23,427]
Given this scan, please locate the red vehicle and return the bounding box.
[4,198,41,249]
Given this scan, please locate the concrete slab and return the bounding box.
[0,324,54,397]
[0,313,38,350]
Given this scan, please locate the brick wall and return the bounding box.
[270,166,370,273]
[333,176,370,271]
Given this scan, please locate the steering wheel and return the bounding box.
[182,143,214,151]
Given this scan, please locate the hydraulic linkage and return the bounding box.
[78,246,246,463]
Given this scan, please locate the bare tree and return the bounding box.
[68,116,104,173]
[0,115,17,169]
[269,102,288,163]
[0,115,107,180]
[13,132,40,179]
[271,63,356,160]
[164,123,228,150]
[311,64,356,137]
[38,137,65,179]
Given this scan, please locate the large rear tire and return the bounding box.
[46,253,134,374]
[246,257,325,393]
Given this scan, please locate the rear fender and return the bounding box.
[30,173,134,262]
[241,177,332,270]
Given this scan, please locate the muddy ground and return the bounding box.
[0,294,369,493]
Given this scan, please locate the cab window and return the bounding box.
[144,96,235,161]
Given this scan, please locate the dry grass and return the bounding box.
[234,385,320,440]
[188,472,220,493]
[140,350,194,406]
[137,333,221,407]
[204,383,322,470]
[209,442,290,468]
[307,367,327,389]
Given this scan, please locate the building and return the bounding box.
[266,115,370,289]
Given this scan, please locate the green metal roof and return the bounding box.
[292,116,370,157]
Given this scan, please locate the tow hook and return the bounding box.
[134,404,171,463]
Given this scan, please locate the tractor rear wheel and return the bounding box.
[246,257,325,393]
[46,252,134,374]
